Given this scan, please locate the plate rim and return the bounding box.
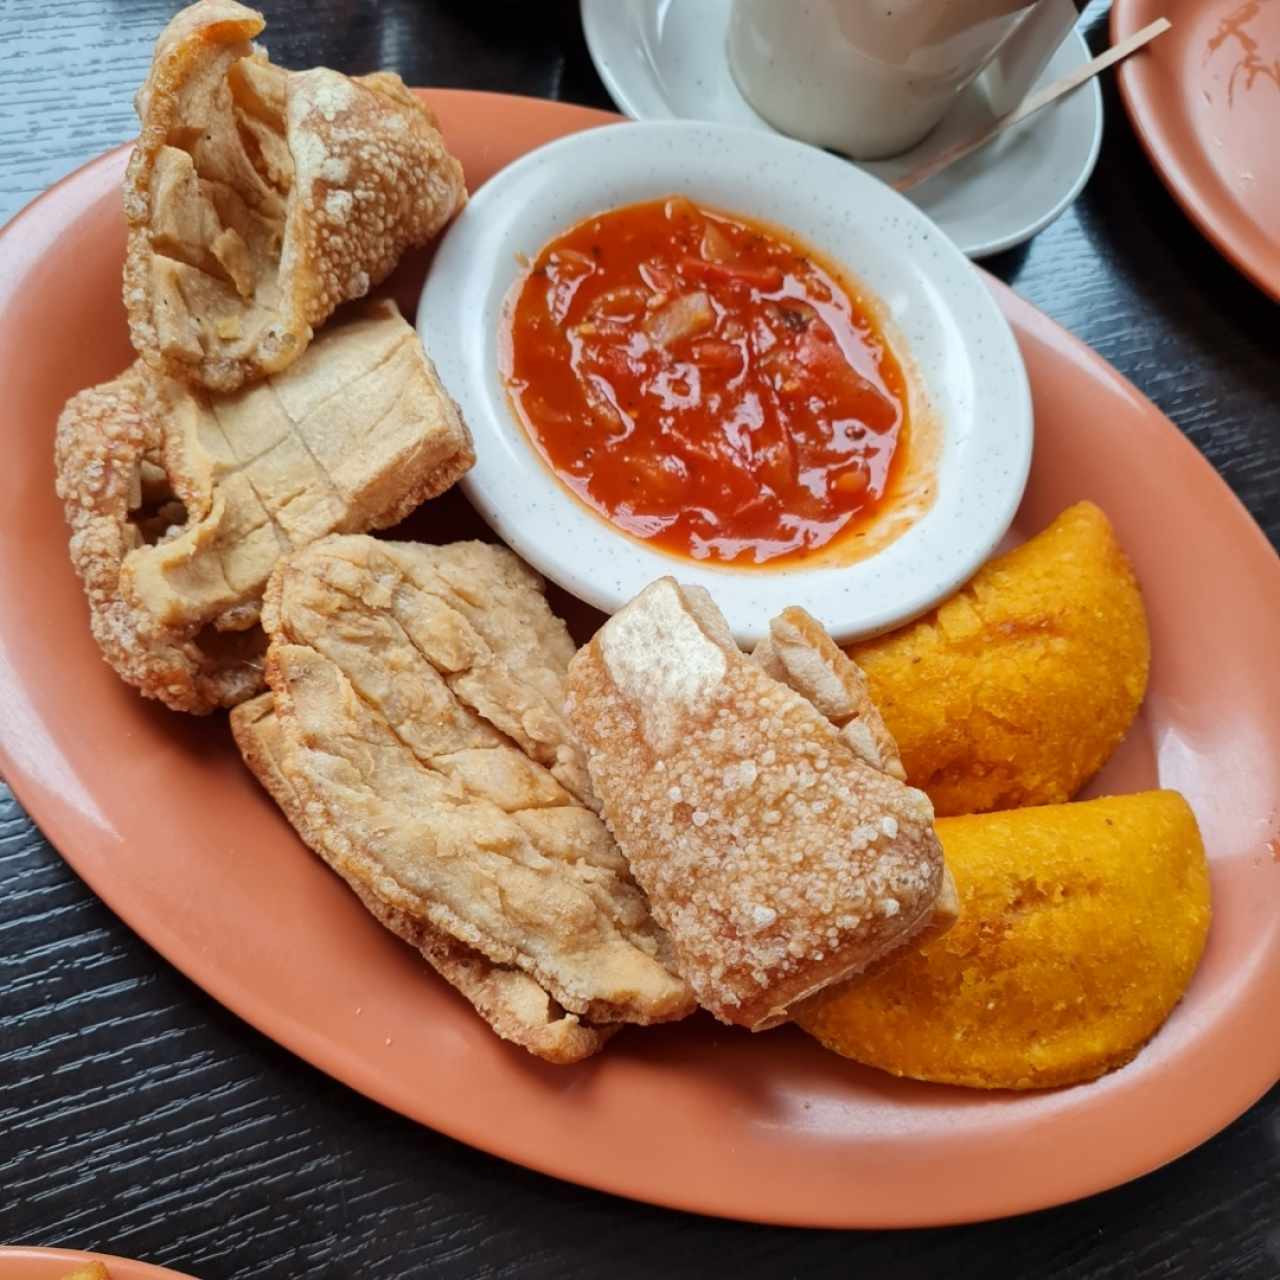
[1111,0,1280,301]
[0,1245,197,1279]
[1,89,1279,1230]
[579,0,1104,259]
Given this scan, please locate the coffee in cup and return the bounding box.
[728,0,1078,160]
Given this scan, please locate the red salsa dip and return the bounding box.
[501,197,909,565]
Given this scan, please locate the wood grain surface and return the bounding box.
[2,1,1278,1276]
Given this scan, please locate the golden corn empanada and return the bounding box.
[567,579,949,1031]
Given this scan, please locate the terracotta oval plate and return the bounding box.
[1,91,1278,1229]
[0,1246,195,1280]
[1113,0,1280,299]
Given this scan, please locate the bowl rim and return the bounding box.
[418,116,1033,643]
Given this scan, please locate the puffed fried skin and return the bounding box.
[795,792,1211,1090]
[753,605,906,782]
[255,536,694,1061]
[54,301,474,713]
[231,693,617,1064]
[848,502,1150,817]
[567,580,947,1032]
[124,1,466,391]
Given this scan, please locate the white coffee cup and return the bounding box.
[727,0,1078,160]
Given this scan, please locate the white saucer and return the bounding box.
[580,0,1103,259]
[418,120,1031,644]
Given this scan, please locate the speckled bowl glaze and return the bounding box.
[418,119,1032,643]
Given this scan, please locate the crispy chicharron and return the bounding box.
[753,607,959,950]
[797,792,1208,1089]
[238,536,693,1063]
[233,694,623,1063]
[566,579,950,1031]
[55,300,474,713]
[124,0,466,390]
[753,606,906,782]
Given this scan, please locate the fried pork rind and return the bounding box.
[796,792,1211,1089]
[250,536,694,1062]
[124,0,466,391]
[566,578,948,1032]
[753,605,905,781]
[752,607,959,943]
[55,300,474,713]
[849,502,1150,817]
[232,694,616,1063]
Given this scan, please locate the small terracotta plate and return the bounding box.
[0,1246,196,1280]
[0,91,1278,1229]
[1113,0,1280,299]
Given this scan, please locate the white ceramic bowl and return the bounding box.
[418,119,1032,644]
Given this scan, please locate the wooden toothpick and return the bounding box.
[892,17,1172,194]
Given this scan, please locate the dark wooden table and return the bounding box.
[2,2,1278,1276]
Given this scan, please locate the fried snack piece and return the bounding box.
[55,300,474,713]
[124,0,466,390]
[796,792,1211,1089]
[232,694,616,1063]
[256,536,694,1061]
[752,606,960,940]
[59,1267,109,1280]
[754,605,905,781]
[566,578,947,1031]
[849,502,1150,817]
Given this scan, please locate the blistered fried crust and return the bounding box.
[231,694,614,1063]
[55,300,474,713]
[259,537,694,1053]
[753,607,958,944]
[752,606,905,780]
[124,0,466,390]
[58,1266,109,1280]
[566,578,946,1031]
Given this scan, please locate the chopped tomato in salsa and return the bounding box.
[502,197,908,565]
